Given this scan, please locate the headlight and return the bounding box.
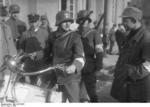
[9,59,17,66]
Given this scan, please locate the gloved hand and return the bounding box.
[66,64,76,74]
[123,64,138,81]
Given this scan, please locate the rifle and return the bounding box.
[94,13,104,30]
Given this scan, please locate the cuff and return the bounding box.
[73,58,85,72]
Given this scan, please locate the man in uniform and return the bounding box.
[48,11,85,102]
[76,10,103,102]
[18,13,49,85]
[0,5,17,95]
[111,7,150,102]
[40,15,52,34]
[7,4,26,50]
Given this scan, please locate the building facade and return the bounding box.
[1,0,130,30]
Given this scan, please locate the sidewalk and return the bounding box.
[96,54,118,102]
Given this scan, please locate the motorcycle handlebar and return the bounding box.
[1,54,66,76]
[20,65,65,76]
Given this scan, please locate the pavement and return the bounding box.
[96,43,119,102]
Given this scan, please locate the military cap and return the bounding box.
[9,4,20,14]
[121,6,143,21]
[76,10,92,23]
[28,13,40,23]
[0,5,8,17]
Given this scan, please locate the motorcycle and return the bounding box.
[0,54,64,105]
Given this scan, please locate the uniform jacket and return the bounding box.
[0,21,17,81]
[0,21,17,67]
[19,27,49,53]
[111,27,150,102]
[50,29,84,84]
[19,27,49,72]
[78,27,103,73]
[6,17,26,40]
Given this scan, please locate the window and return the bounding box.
[4,0,10,6]
[0,0,10,6]
[61,0,67,10]
[69,0,74,18]
[0,0,3,6]
[60,0,76,18]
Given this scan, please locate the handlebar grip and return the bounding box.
[21,66,56,76]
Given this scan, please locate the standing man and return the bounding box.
[0,5,17,96]
[108,24,117,54]
[76,10,103,102]
[49,11,85,102]
[111,7,150,102]
[40,15,52,34]
[7,4,26,50]
[0,5,17,72]
[115,24,126,53]
[18,13,49,85]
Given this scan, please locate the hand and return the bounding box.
[66,64,76,74]
[124,64,138,81]
[25,76,31,83]
[29,52,37,60]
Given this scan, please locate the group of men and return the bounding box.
[1,3,150,103]
[0,4,103,102]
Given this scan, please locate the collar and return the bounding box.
[131,27,145,42]
[29,26,40,33]
[10,17,17,21]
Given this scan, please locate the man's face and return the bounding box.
[41,19,48,27]
[61,21,71,31]
[122,17,135,30]
[11,13,19,19]
[29,21,41,29]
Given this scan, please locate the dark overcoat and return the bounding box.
[6,17,26,40]
[111,27,150,102]
[51,29,84,84]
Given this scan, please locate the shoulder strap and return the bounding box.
[82,29,95,38]
[56,30,75,40]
